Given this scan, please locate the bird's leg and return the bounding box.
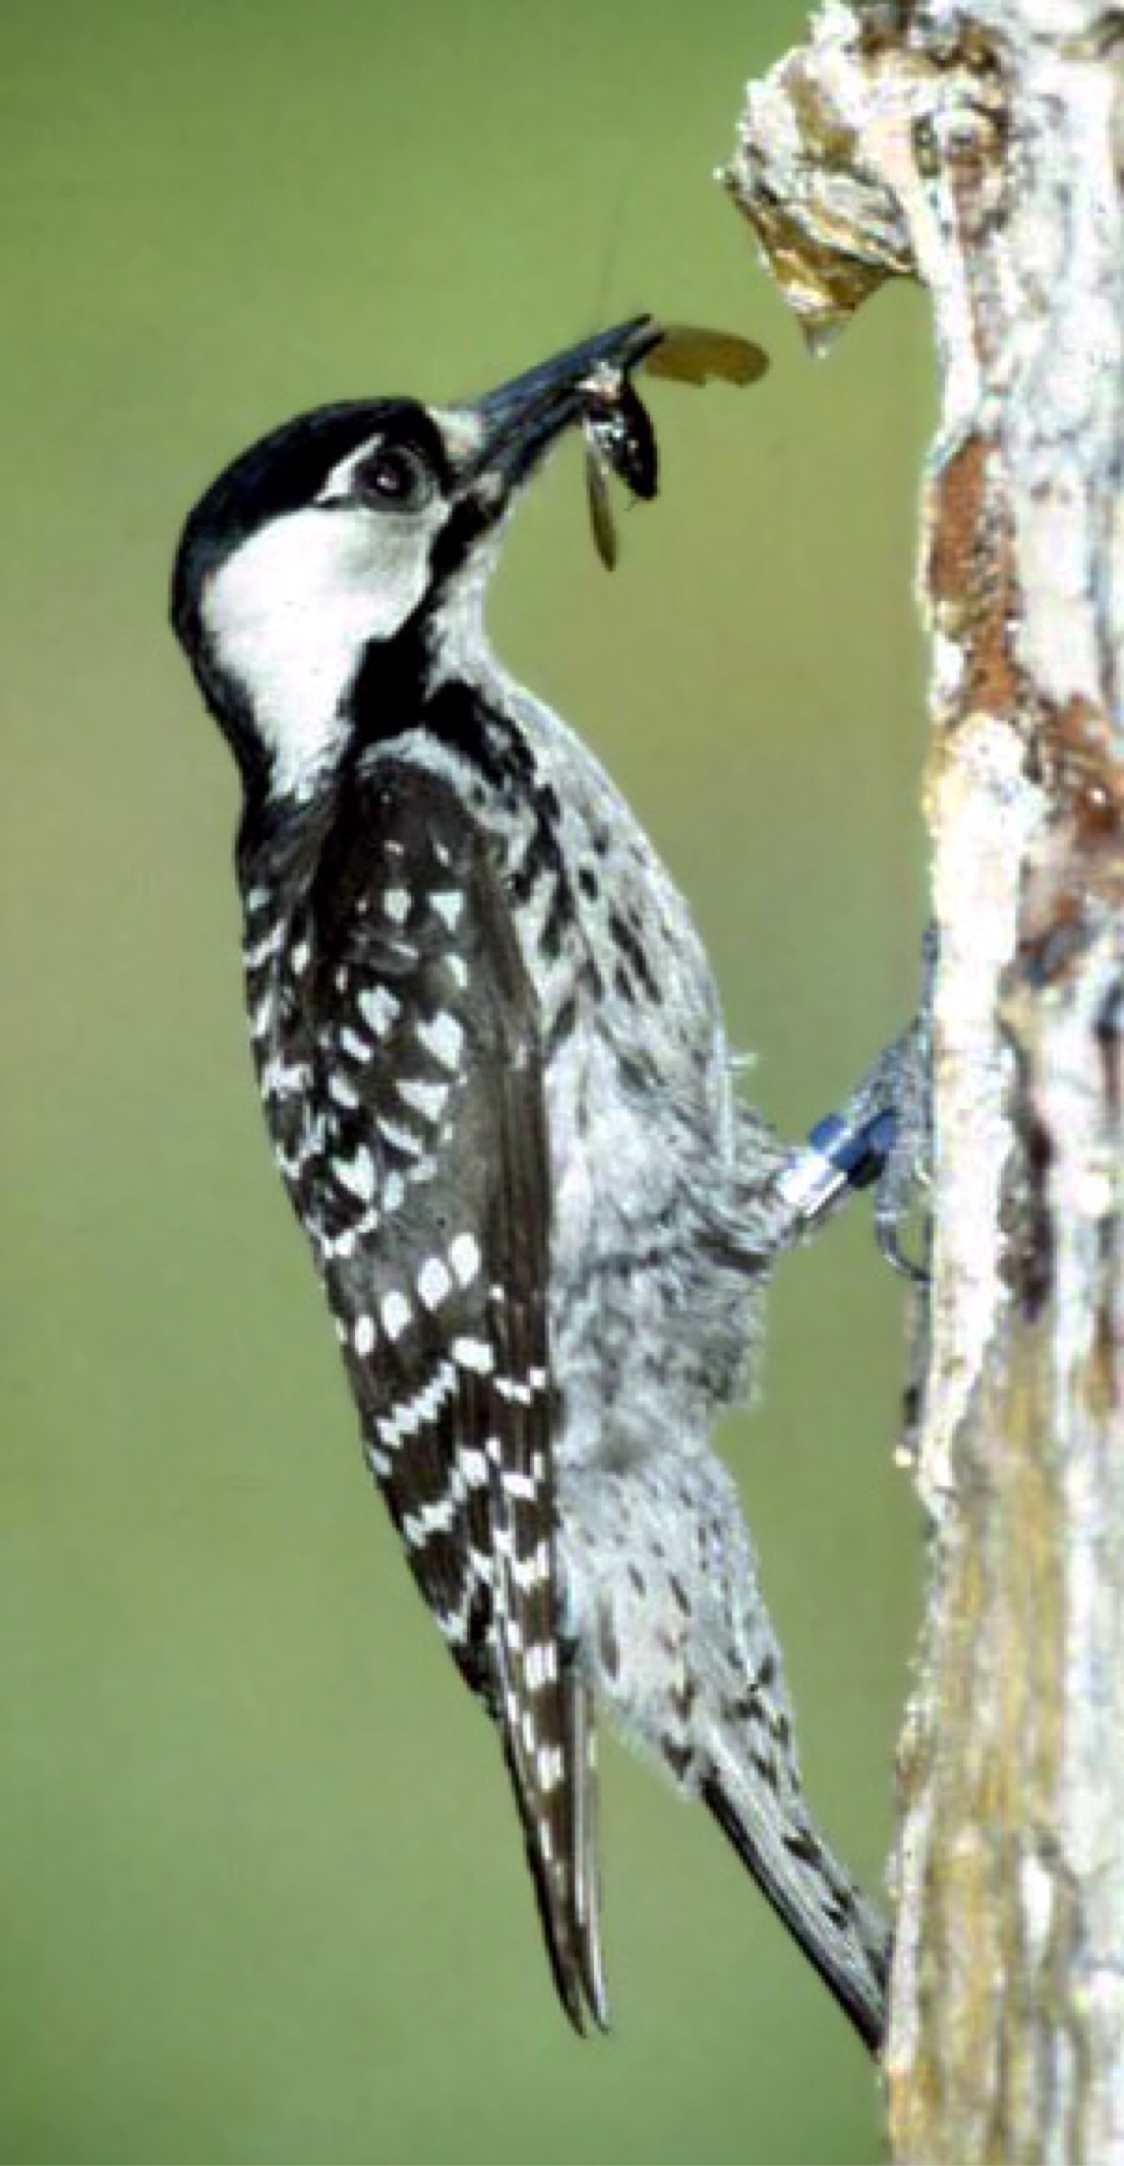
[775,924,936,1280]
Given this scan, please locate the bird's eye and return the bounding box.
[355,444,433,513]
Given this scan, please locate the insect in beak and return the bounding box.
[577,324,769,571]
[579,364,657,571]
[643,323,770,388]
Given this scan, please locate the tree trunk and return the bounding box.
[727,8,1124,2161]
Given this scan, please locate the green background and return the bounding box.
[3,4,931,2161]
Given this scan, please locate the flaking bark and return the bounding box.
[727,9,1124,2162]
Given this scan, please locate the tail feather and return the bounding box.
[565,1666,609,2027]
[502,1662,608,2035]
[702,1762,889,2054]
[559,1450,890,2046]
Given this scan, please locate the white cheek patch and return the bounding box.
[203,498,446,800]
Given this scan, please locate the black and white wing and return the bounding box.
[259,755,605,2032]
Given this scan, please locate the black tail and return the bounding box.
[702,1773,889,2053]
[502,1663,608,2036]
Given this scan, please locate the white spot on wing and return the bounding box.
[431,890,464,930]
[377,1114,423,1159]
[398,1077,448,1123]
[339,1026,372,1064]
[261,1055,309,1098]
[382,1290,411,1341]
[452,1335,494,1375]
[417,1257,452,1309]
[537,1744,564,1791]
[335,1146,377,1202]
[417,1012,464,1072]
[449,1233,481,1287]
[329,1072,360,1110]
[403,1494,457,1547]
[374,1359,457,1448]
[244,922,285,969]
[496,1379,534,1407]
[320,1225,357,1261]
[358,985,399,1037]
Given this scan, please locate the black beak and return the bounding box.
[465,316,663,493]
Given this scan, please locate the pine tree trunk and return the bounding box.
[728,9,1124,2160]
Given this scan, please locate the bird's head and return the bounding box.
[171,317,662,804]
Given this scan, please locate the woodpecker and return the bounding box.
[171,316,893,2048]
